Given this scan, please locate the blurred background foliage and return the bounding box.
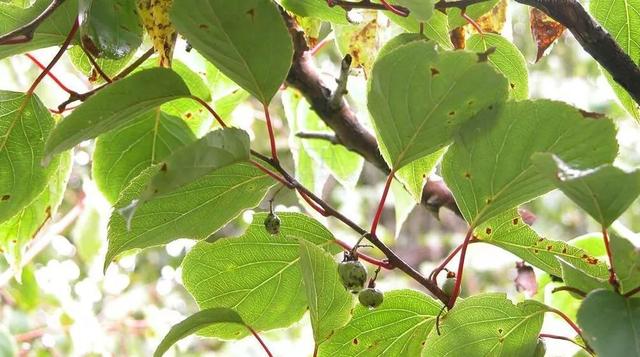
[0,1,639,356]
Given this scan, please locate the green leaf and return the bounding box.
[396,0,433,21]
[93,110,196,204]
[282,90,328,196]
[475,210,609,279]
[533,154,640,228]
[298,239,353,345]
[589,0,640,121]
[154,308,246,357]
[45,68,192,156]
[389,11,453,50]
[0,0,78,59]
[296,98,364,188]
[442,100,618,227]
[447,0,499,28]
[560,260,609,295]
[68,45,134,83]
[577,289,640,357]
[368,40,508,170]
[139,59,214,135]
[319,289,442,356]
[171,0,293,103]
[391,180,416,237]
[424,294,546,357]
[467,33,529,100]
[0,151,71,271]
[610,233,640,294]
[71,202,106,265]
[277,0,348,24]
[78,0,143,59]
[0,91,58,223]
[134,127,250,205]
[0,325,16,357]
[104,163,274,270]
[396,150,444,203]
[181,212,340,339]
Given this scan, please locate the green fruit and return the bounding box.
[338,260,367,292]
[358,288,384,308]
[442,277,456,297]
[533,339,546,357]
[263,212,281,235]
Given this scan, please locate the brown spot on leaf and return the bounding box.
[353,338,359,345]
[246,8,256,21]
[1,194,10,201]
[160,163,168,172]
[546,245,553,251]
[431,67,440,76]
[449,111,455,116]
[510,83,516,89]
[464,172,472,179]
[578,109,606,119]
[199,24,208,29]
[185,112,192,119]
[512,218,519,225]
[485,227,492,235]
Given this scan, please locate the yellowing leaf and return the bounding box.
[137,0,175,67]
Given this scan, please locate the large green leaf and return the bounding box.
[560,260,609,295]
[92,110,196,204]
[475,210,609,279]
[467,33,529,100]
[296,97,364,188]
[442,100,618,227]
[0,151,71,271]
[104,163,274,270]
[368,40,508,170]
[154,308,246,357]
[282,90,328,196]
[299,239,353,345]
[389,11,452,50]
[0,91,57,223]
[319,289,442,356]
[424,294,546,357]
[589,0,640,121]
[577,289,640,357]
[132,127,250,207]
[0,0,78,59]
[181,212,340,339]
[138,59,214,135]
[171,0,293,104]
[611,233,640,294]
[533,154,640,228]
[45,68,192,156]
[78,0,143,59]
[277,0,348,24]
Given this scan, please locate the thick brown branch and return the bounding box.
[516,0,640,106]
[0,0,68,45]
[283,14,461,217]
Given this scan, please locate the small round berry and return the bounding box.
[533,339,546,357]
[338,260,367,292]
[358,288,384,308]
[263,212,281,235]
[442,277,456,297]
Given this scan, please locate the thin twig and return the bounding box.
[24,53,78,95]
[57,47,155,111]
[80,44,113,83]
[248,327,273,357]
[334,238,394,269]
[0,0,68,44]
[624,285,640,298]
[435,0,491,13]
[447,228,474,308]
[329,54,352,109]
[539,333,593,355]
[296,132,341,145]
[552,285,587,298]
[547,307,593,353]
[327,0,410,17]
[27,18,78,95]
